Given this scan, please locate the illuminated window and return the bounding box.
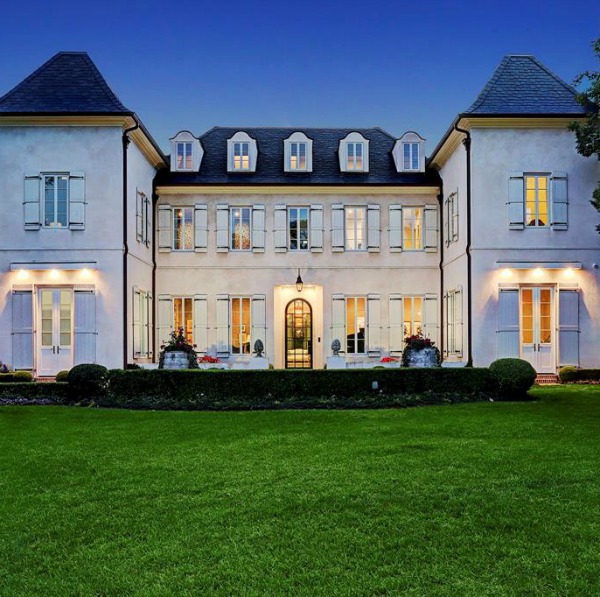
[176,142,193,170]
[290,142,307,170]
[173,207,194,251]
[231,207,252,250]
[288,207,309,250]
[43,174,69,228]
[346,143,364,171]
[525,175,549,227]
[345,207,366,250]
[173,297,193,344]
[231,297,251,354]
[346,296,366,354]
[403,143,419,170]
[403,296,423,338]
[403,207,423,250]
[233,142,250,170]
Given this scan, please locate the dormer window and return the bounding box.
[393,132,425,173]
[170,131,203,172]
[228,132,258,172]
[339,132,369,173]
[284,132,313,172]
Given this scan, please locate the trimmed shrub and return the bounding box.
[558,367,600,383]
[0,382,70,404]
[99,367,495,411]
[0,371,34,383]
[558,366,579,383]
[67,364,109,398]
[489,358,536,398]
[55,370,70,382]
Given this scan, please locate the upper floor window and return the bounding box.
[290,143,307,170]
[339,132,369,172]
[402,207,423,250]
[525,174,549,227]
[227,131,258,172]
[345,206,366,250]
[170,131,203,172]
[231,207,252,250]
[346,296,366,354]
[393,132,425,173]
[173,207,194,251]
[284,132,313,172]
[43,174,68,227]
[289,207,309,251]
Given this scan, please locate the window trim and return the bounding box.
[230,206,253,251]
[173,296,194,345]
[344,206,367,251]
[172,207,194,251]
[176,142,193,171]
[230,295,252,355]
[524,173,550,228]
[403,142,420,171]
[403,295,424,339]
[288,206,310,251]
[42,172,69,229]
[402,206,424,251]
[345,296,367,355]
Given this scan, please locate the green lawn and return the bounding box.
[1,386,599,596]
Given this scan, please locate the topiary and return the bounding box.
[55,370,70,382]
[558,366,578,383]
[13,371,33,382]
[67,364,109,397]
[489,358,536,398]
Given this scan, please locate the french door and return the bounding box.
[285,299,312,368]
[520,286,554,373]
[38,288,73,376]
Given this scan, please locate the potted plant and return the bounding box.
[159,327,199,369]
[402,333,441,368]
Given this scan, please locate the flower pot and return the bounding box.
[405,347,439,368]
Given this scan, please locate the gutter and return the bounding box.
[454,123,473,366]
[122,118,140,368]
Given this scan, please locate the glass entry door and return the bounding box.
[520,287,554,373]
[285,299,312,369]
[38,288,73,376]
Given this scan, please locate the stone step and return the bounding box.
[536,374,559,385]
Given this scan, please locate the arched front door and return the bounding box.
[285,299,312,369]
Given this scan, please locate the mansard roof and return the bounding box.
[158,127,441,186]
[464,55,589,116]
[0,52,131,114]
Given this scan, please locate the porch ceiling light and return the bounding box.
[295,269,304,293]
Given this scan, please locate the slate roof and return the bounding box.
[0,52,131,114]
[158,127,441,187]
[464,55,588,115]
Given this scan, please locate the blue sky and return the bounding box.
[0,0,597,152]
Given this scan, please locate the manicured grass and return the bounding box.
[1,386,599,595]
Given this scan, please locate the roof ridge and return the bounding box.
[80,53,130,112]
[527,55,580,98]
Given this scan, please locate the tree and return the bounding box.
[569,38,600,231]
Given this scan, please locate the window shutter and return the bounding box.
[216,294,230,356]
[454,287,463,356]
[11,290,33,370]
[74,289,96,365]
[331,294,345,351]
[157,295,173,346]
[147,292,153,356]
[558,288,579,366]
[67,172,86,230]
[216,204,229,252]
[132,288,141,358]
[193,294,209,354]
[331,204,345,252]
[145,196,151,246]
[424,206,438,252]
[24,173,41,230]
[508,172,525,230]
[310,204,324,252]
[194,204,208,252]
[497,288,519,358]
[551,171,568,231]
[367,294,381,355]
[251,294,267,354]
[452,197,459,242]
[367,204,380,252]
[389,205,403,252]
[389,294,404,353]
[252,205,265,252]
[444,198,450,247]
[136,193,143,241]
[423,293,439,346]
[274,204,287,252]
[443,291,450,357]
[158,205,172,252]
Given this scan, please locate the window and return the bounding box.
[233,142,250,170]
[231,297,251,354]
[445,192,458,245]
[290,143,307,171]
[289,207,309,250]
[43,174,68,227]
[173,297,193,344]
[176,142,193,170]
[136,191,150,245]
[525,174,549,227]
[173,207,194,251]
[284,132,313,172]
[347,143,364,171]
[339,132,369,172]
[403,208,423,250]
[403,143,419,170]
[346,297,366,354]
[231,207,252,250]
[345,207,366,250]
[403,296,423,337]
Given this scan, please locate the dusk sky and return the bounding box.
[1,0,597,153]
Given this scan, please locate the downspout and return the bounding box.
[151,182,158,363]
[122,118,140,369]
[454,123,473,366]
[437,185,444,361]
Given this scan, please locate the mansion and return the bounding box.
[0,52,597,375]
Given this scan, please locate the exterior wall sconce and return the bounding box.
[296,269,303,293]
